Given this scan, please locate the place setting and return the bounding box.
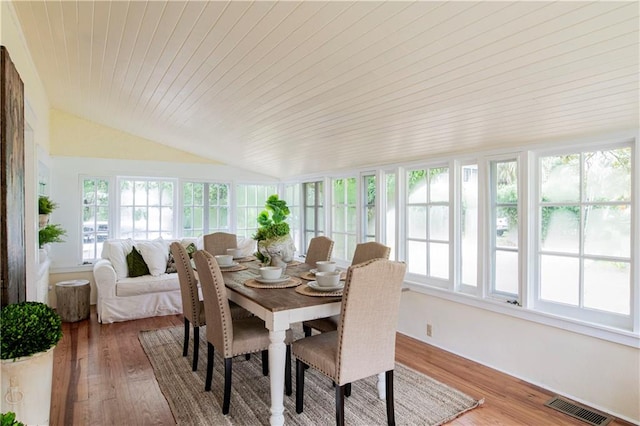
[299,260,346,281]
[226,248,256,263]
[244,266,302,289]
[214,254,248,272]
[296,270,345,297]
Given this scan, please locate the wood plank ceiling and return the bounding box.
[13,1,639,179]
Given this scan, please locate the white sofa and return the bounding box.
[94,237,200,323]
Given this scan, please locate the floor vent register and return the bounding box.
[545,396,613,426]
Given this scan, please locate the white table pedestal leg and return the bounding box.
[377,372,386,399]
[268,329,287,426]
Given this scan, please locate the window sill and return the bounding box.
[50,264,94,274]
[405,280,640,349]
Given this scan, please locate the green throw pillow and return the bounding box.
[127,246,150,277]
[185,243,197,259]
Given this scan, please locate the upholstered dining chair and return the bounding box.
[171,242,251,371]
[293,258,407,426]
[203,232,238,256]
[304,236,334,268]
[303,241,391,336]
[170,242,207,371]
[192,249,293,415]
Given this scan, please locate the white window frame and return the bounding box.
[532,141,634,330]
[331,175,359,262]
[181,180,231,237]
[79,176,113,262]
[116,177,178,240]
[404,163,451,288]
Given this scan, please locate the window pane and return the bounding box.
[540,255,579,305]
[584,148,631,202]
[407,240,426,275]
[429,242,449,279]
[407,206,426,239]
[430,168,449,202]
[584,205,630,257]
[429,206,448,241]
[386,173,396,260]
[408,170,427,203]
[347,206,356,232]
[584,260,630,315]
[366,206,376,236]
[334,206,345,232]
[496,207,518,248]
[496,161,517,203]
[540,206,580,253]
[540,155,580,202]
[461,165,478,286]
[494,250,518,294]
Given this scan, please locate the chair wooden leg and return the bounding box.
[261,350,269,376]
[385,370,395,426]
[285,345,292,396]
[223,358,232,415]
[303,325,312,337]
[295,359,305,414]
[183,318,190,357]
[192,326,199,371]
[345,382,351,397]
[205,343,214,391]
[335,384,345,426]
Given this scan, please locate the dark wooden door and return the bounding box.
[0,46,26,307]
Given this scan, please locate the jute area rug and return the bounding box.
[139,326,481,425]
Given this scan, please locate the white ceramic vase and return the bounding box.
[1,346,55,425]
[257,234,296,266]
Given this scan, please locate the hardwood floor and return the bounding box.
[51,308,633,426]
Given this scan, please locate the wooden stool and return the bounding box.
[56,280,90,322]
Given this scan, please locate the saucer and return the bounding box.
[307,281,344,292]
[255,275,291,284]
[218,262,239,268]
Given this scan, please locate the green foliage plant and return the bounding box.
[252,194,290,242]
[38,196,58,215]
[38,224,66,248]
[0,412,25,426]
[1,301,63,360]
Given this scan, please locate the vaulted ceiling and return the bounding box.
[13,1,639,179]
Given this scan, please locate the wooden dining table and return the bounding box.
[220,260,342,426]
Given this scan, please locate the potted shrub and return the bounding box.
[38,223,66,248]
[0,412,25,426]
[252,194,296,266]
[38,196,58,228]
[0,302,63,425]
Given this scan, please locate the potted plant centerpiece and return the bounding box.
[1,301,63,424]
[252,195,296,266]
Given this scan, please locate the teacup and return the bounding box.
[315,271,341,287]
[214,254,234,267]
[226,248,242,259]
[259,266,283,280]
[315,261,336,273]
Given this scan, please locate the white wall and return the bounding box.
[398,291,640,423]
[48,156,278,269]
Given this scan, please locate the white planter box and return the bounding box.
[1,346,55,425]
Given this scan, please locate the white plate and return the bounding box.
[255,275,291,284]
[219,262,239,268]
[308,281,344,292]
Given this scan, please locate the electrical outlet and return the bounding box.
[426,324,432,337]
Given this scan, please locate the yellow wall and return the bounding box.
[1,1,50,150]
[50,109,221,164]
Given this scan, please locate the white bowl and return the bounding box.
[315,261,336,273]
[214,254,234,266]
[259,266,283,280]
[315,271,341,287]
[226,248,242,258]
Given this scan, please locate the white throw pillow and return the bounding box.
[104,239,134,280]
[138,239,169,277]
